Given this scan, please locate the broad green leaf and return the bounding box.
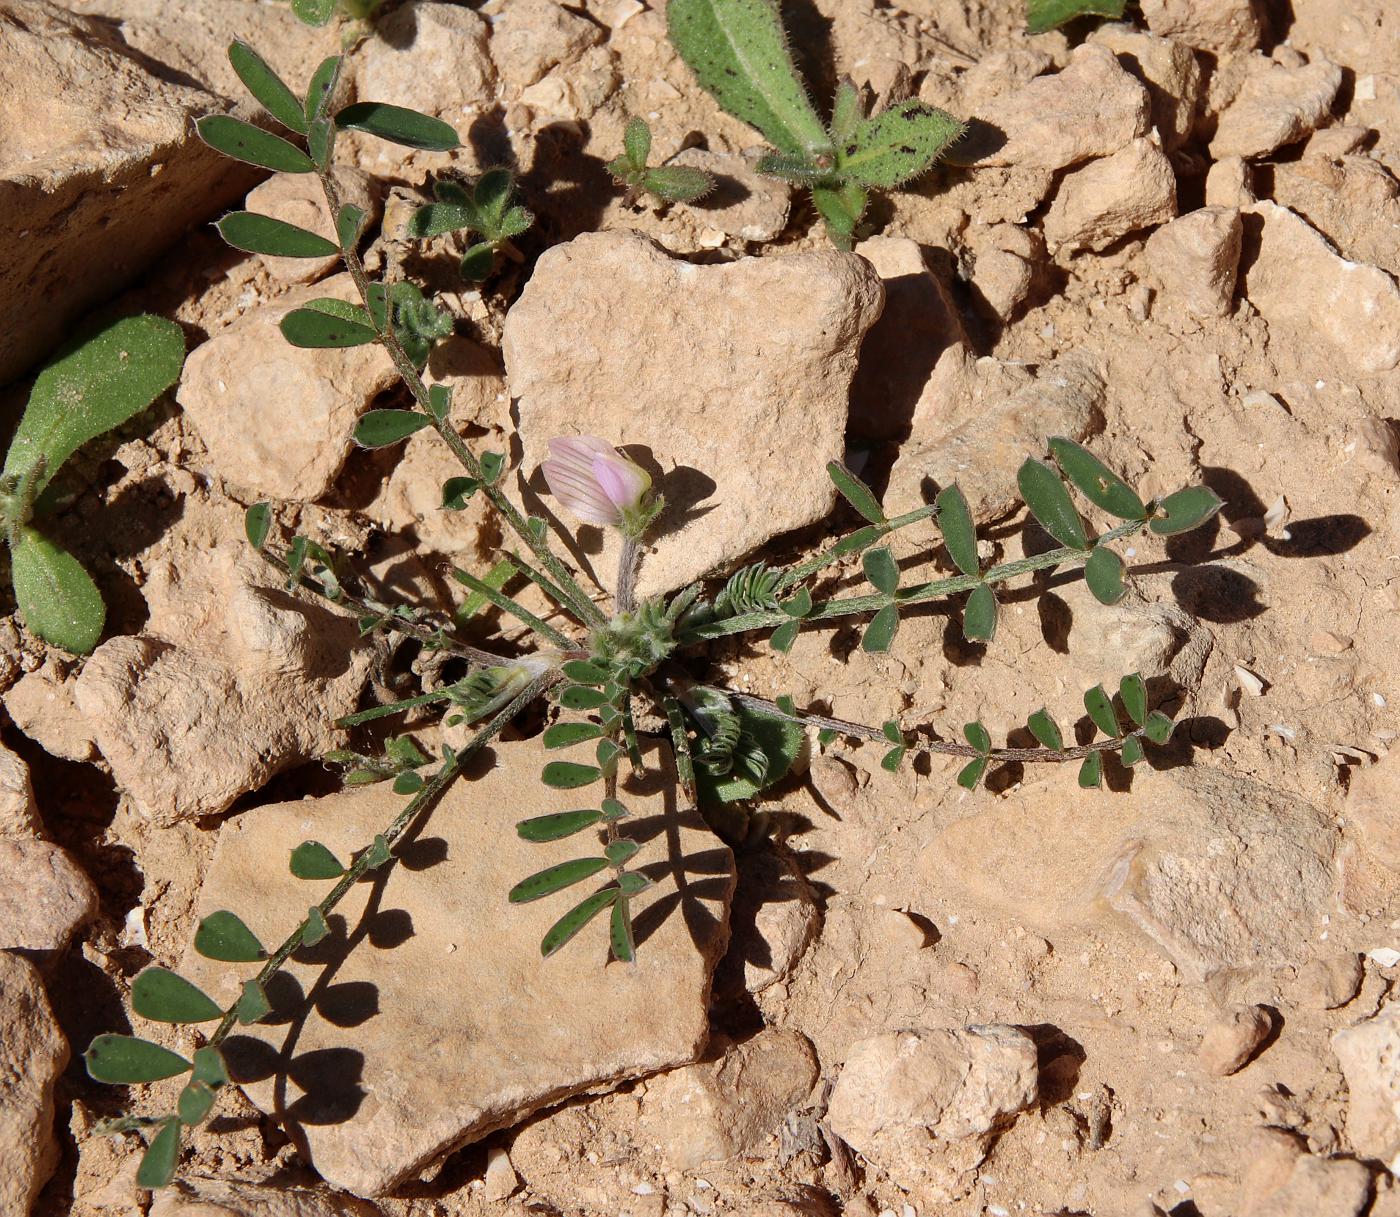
[1078,751,1104,789]
[963,720,992,754]
[1026,0,1126,34]
[863,546,899,595]
[427,384,453,419]
[1084,545,1126,605]
[227,41,308,133]
[1119,673,1148,726]
[442,476,481,510]
[543,722,605,749]
[1083,684,1121,738]
[335,102,460,151]
[517,808,604,841]
[216,212,338,259]
[841,99,965,189]
[480,451,506,483]
[1048,437,1146,519]
[666,0,831,159]
[132,968,221,1024]
[177,1080,217,1126]
[473,167,515,222]
[1027,708,1063,751]
[1017,458,1089,550]
[235,979,272,1025]
[85,1035,190,1083]
[811,182,868,251]
[618,870,650,895]
[291,0,336,26]
[963,583,998,643]
[4,314,184,493]
[1149,486,1225,536]
[770,619,800,653]
[862,603,900,653]
[279,300,377,348]
[1143,710,1175,745]
[781,587,813,618]
[1120,735,1146,767]
[460,242,497,282]
[136,1119,181,1189]
[601,797,628,821]
[408,202,475,239]
[882,720,904,744]
[957,756,988,790]
[191,1046,228,1088]
[392,771,423,795]
[336,203,366,250]
[610,894,636,963]
[244,503,271,549]
[642,165,715,202]
[623,116,652,169]
[10,528,104,654]
[541,761,602,789]
[509,857,610,903]
[826,461,885,523]
[305,55,343,120]
[595,739,623,770]
[541,887,618,957]
[193,911,264,962]
[302,905,330,947]
[290,840,345,879]
[560,686,610,711]
[935,483,978,576]
[695,701,805,804]
[196,114,313,172]
[604,838,639,866]
[881,745,906,772]
[353,409,431,448]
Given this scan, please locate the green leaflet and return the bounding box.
[9,527,104,655]
[839,100,965,189]
[1026,0,1127,35]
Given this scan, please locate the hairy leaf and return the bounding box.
[811,182,868,250]
[1048,437,1146,519]
[353,409,431,448]
[406,201,475,239]
[132,968,221,1024]
[696,700,805,803]
[216,212,339,258]
[177,1080,217,1126]
[227,41,308,133]
[460,242,497,282]
[830,80,863,143]
[1078,751,1104,789]
[541,887,618,957]
[279,300,377,348]
[963,583,998,643]
[1084,545,1126,605]
[642,165,716,202]
[305,55,343,120]
[935,483,978,576]
[510,857,610,903]
[1017,458,1089,550]
[1026,0,1127,34]
[136,1119,182,1190]
[10,528,104,654]
[863,546,899,595]
[840,99,965,188]
[611,894,636,962]
[289,840,345,879]
[623,116,652,169]
[335,102,460,151]
[541,761,603,789]
[196,114,314,172]
[1027,708,1063,751]
[957,756,988,790]
[1119,673,1147,726]
[862,603,899,653]
[85,1035,191,1083]
[1083,684,1121,738]
[827,461,885,522]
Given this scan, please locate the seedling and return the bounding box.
[666,0,966,247]
[1,316,184,653]
[404,168,535,282]
[608,118,717,205]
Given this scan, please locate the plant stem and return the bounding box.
[452,568,574,648]
[316,170,606,631]
[682,520,1150,643]
[773,504,938,592]
[616,537,641,614]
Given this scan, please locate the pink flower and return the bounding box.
[542,436,653,529]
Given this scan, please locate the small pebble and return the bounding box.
[1199,1004,1272,1075]
[1298,953,1364,1010]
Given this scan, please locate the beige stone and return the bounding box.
[1347,756,1400,866]
[150,1178,382,1217]
[178,275,400,501]
[0,740,40,836]
[182,736,733,1195]
[1141,0,1263,55]
[0,0,250,384]
[638,1029,819,1167]
[1211,59,1343,160]
[243,169,379,285]
[5,664,98,764]
[1199,1003,1272,1075]
[354,2,495,122]
[490,0,603,91]
[1043,138,1178,253]
[1298,952,1365,1010]
[75,543,371,823]
[1145,206,1243,318]
[1333,1001,1400,1163]
[504,230,883,599]
[1271,155,1400,274]
[0,837,98,958]
[0,951,68,1214]
[966,224,1040,322]
[1242,202,1400,375]
[973,44,1150,171]
[723,849,820,996]
[1205,156,1255,208]
[671,149,792,245]
[1089,24,1204,151]
[480,1147,518,1202]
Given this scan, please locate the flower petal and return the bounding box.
[592,452,651,511]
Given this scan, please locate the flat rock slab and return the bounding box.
[184,736,734,1196]
[504,230,884,599]
[0,951,68,1214]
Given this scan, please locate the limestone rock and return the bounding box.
[75,541,370,823]
[1141,0,1262,55]
[1242,202,1400,375]
[1089,24,1204,151]
[480,1148,518,1202]
[150,1178,382,1217]
[178,275,399,500]
[672,149,792,245]
[638,1029,819,1168]
[966,224,1040,322]
[720,849,821,996]
[826,1026,1037,1193]
[1044,138,1178,253]
[1145,206,1244,318]
[182,736,733,1196]
[1205,156,1255,208]
[885,352,1104,520]
[0,836,98,958]
[505,231,883,598]
[0,740,40,836]
[0,0,249,384]
[1333,1001,1400,1163]
[353,2,495,122]
[0,951,68,1214]
[1199,1004,1272,1075]
[490,0,603,91]
[1270,155,1400,274]
[972,44,1150,171]
[1348,755,1400,868]
[1211,59,1343,160]
[1298,953,1364,1010]
[1239,1128,1371,1217]
[243,169,379,285]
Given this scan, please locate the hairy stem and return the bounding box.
[616,537,642,614]
[453,568,575,649]
[773,504,938,592]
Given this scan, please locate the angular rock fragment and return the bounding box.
[1043,138,1178,253]
[505,231,883,598]
[1198,1004,1272,1075]
[182,737,733,1196]
[1270,155,1400,274]
[1242,202,1400,375]
[638,1029,819,1167]
[1333,1001,1400,1163]
[1089,24,1204,152]
[1239,1128,1371,1217]
[0,951,68,1215]
[1346,754,1400,868]
[0,740,40,836]
[178,275,399,501]
[1145,206,1243,318]
[150,1179,382,1217]
[672,148,792,245]
[353,2,495,122]
[966,224,1040,322]
[1141,0,1263,56]
[489,0,603,91]
[1211,58,1343,160]
[0,836,98,958]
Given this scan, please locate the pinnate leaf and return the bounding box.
[192,1046,228,1088]
[1149,486,1224,536]
[227,41,308,133]
[305,55,343,119]
[1049,437,1146,519]
[936,483,978,576]
[194,911,264,962]
[611,894,636,962]
[1119,673,1148,726]
[543,722,605,749]
[1078,751,1104,789]
[827,462,885,523]
[1083,684,1121,738]
[354,410,431,448]
[290,840,345,879]
[1143,710,1175,745]
[136,1119,182,1189]
[1028,708,1063,751]
[132,968,221,1024]
[541,761,602,789]
[1017,458,1089,550]
[292,0,336,25]
[517,808,604,841]
[1026,0,1127,34]
[510,857,610,903]
[963,720,992,754]
[1084,545,1126,605]
[196,114,313,172]
[279,300,377,348]
[541,887,618,957]
[957,756,988,790]
[861,603,899,653]
[244,503,272,549]
[236,979,272,1025]
[177,1080,217,1126]
[1120,735,1145,767]
[216,212,339,259]
[963,583,998,643]
[863,546,899,595]
[335,102,460,151]
[85,1035,190,1083]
